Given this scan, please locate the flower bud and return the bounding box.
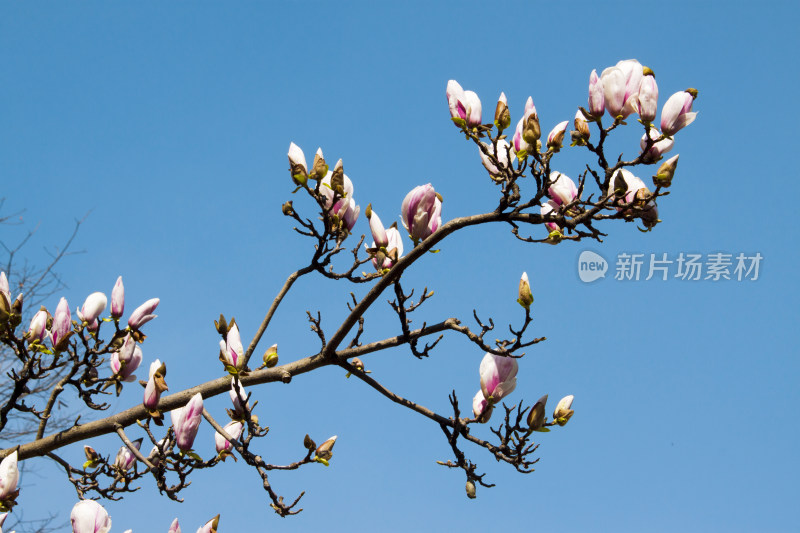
[640,128,674,164]
[540,200,562,234]
[546,121,568,152]
[215,421,244,459]
[219,321,245,373]
[288,142,308,186]
[553,395,575,426]
[572,109,590,144]
[110,337,142,382]
[147,438,168,468]
[114,438,142,472]
[128,298,159,330]
[315,435,337,464]
[310,148,328,181]
[660,89,698,136]
[195,515,219,533]
[588,69,605,118]
[637,72,658,124]
[517,272,533,310]
[51,297,72,351]
[521,97,540,145]
[548,172,578,206]
[401,184,442,244]
[446,80,482,128]
[0,451,19,504]
[111,276,124,319]
[144,360,168,411]
[168,518,182,533]
[479,140,512,177]
[0,273,8,305]
[83,445,101,469]
[527,394,548,430]
[494,92,510,131]
[28,308,48,343]
[367,206,388,248]
[479,353,518,403]
[228,378,250,418]
[70,500,111,533]
[78,292,107,324]
[653,154,679,188]
[263,344,278,368]
[466,480,477,499]
[170,393,204,452]
[472,390,493,423]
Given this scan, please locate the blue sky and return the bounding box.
[2,1,799,532]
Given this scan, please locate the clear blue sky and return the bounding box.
[2,2,799,532]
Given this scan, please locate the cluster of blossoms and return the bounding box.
[447,59,696,236]
[470,273,574,430]
[286,145,444,268]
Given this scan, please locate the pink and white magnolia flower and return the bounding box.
[367,210,404,271]
[401,184,442,243]
[546,121,569,151]
[637,74,659,123]
[113,438,142,472]
[472,390,493,423]
[446,80,482,128]
[640,128,674,163]
[70,499,111,533]
[512,117,529,154]
[0,451,19,502]
[215,420,244,454]
[168,518,182,533]
[540,200,561,233]
[171,393,204,451]
[128,298,159,330]
[219,322,245,372]
[612,169,647,204]
[331,197,360,232]
[110,276,124,319]
[143,359,166,410]
[588,69,605,117]
[320,165,354,210]
[479,353,518,403]
[110,340,142,382]
[28,309,48,342]
[368,210,389,249]
[661,90,698,136]
[479,139,512,177]
[548,172,578,206]
[0,272,8,304]
[0,512,8,533]
[51,297,72,350]
[78,292,107,324]
[601,59,643,119]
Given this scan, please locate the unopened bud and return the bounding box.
[653,154,679,187]
[310,148,328,181]
[527,394,548,430]
[282,201,294,216]
[304,434,316,450]
[215,314,228,336]
[315,435,337,461]
[522,112,541,144]
[466,480,477,499]
[573,109,591,142]
[11,293,23,315]
[517,272,533,310]
[553,395,575,426]
[685,88,699,99]
[330,159,345,196]
[263,344,278,368]
[83,445,101,469]
[351,358,364,372]
[494,92,510,131]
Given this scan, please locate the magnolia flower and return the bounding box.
[0,451,18,502]
[654,154,680,187]
[588,69,605,117]
[315,435,337,462]
[367,209,404,271]
[147,438,168,468]
[601,59,643,119]
[168,518,182,533]
[494,92,510,130]
[518,272,533,310]
[28,309,48,342]
[195,515,219,533]
[611,169,647,204]
[573,109,590,142]
[401,184,442,243]
[661,89,698,136]
[114,438,142,472]
[110,276,124,318]
[479,139,512,176]
[637,73,658,123]
[472,390,493,423]
[78,292,107,324]
[368,209,389,249]
[171,393,204,451]
[548,172,578,206]
[70,500,111,533]
[640,128,674,163]
[527,394,549,430]
[331,196,361,232]
[215,420,244,456]
[143,359,168,410]
[540,200,562,233]
[479,353,518,403]
[446,80,482,128]
[512,117,529,154]
[51,297,72,350]
[320,166,354,210]
[219,322,245,372]
[128,298,159,329]
[110,338,142,382]
[546,121,569,151]
[0,272,8,304]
